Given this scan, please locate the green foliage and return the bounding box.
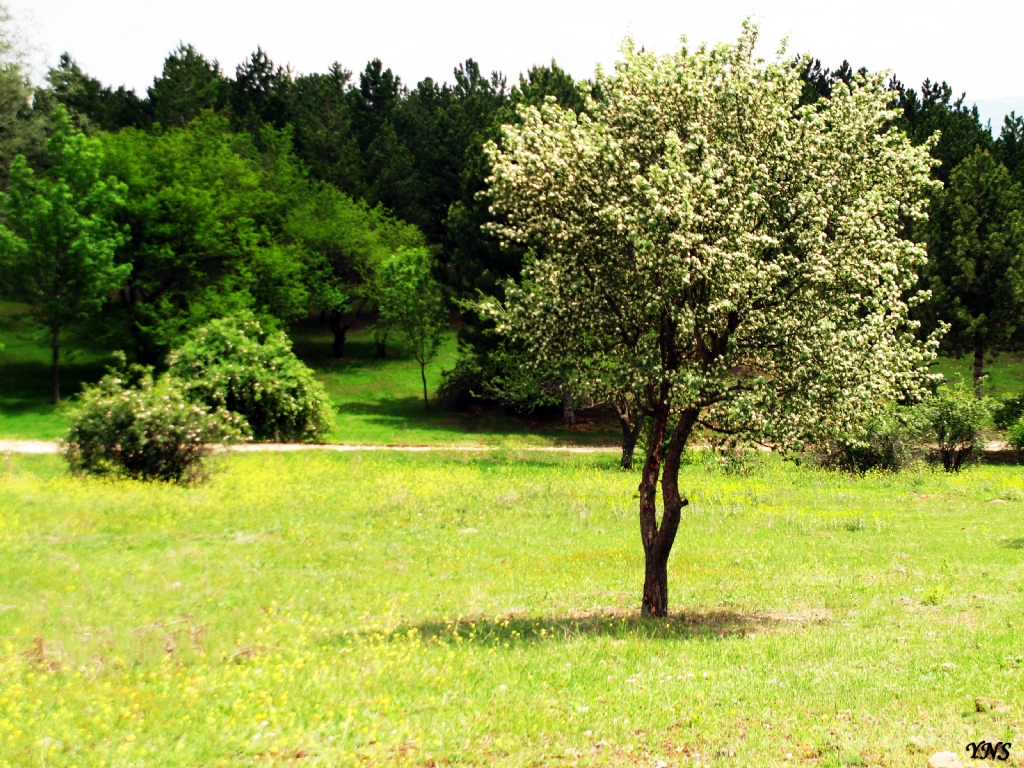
[288,65,363,194]
[229,48,292,134]
[167,314,334,442]
[147,44,229,128]
[921,384,990,471]
[64,360,248,483]
[825,406,921,473]
[47,53,152,131]
[101,112,308,359]
[894,79,992,185]
[922,148,1024,390]
[992,392,1024,429]
[283,182,424,357]
[1006,416,1024,450]
[374,247,448,407]
[0,105,129,402]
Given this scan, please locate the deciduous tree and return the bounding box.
[483,24,940,616]
[0,106,129,402]
[375,247,447,407]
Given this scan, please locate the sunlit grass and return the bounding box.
[1,451,1022,766]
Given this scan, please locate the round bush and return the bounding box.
[65,365,249,483]
[921,385,990,472]
[826,407,917,474]
[167,314,334,442]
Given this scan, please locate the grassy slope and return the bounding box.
[4,302,1024,445]
[0,303,121,440]
[931,350,1024,397]
[1,451,1022,767]
[0,306,619,446]
[290,317,619,447]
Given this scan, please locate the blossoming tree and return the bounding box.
[482,24,941,616]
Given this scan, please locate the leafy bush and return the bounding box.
[1007,417,1024,451]
[435,358,485,410]
[992,393,1024,429]
[167,314,334,442]
[920,385,990,472]
[824,407,919,473]
[65,363,249,483]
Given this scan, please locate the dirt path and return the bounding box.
[0,439,619,455]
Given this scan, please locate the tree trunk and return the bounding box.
[330,310,346,358]
[615,399,645,470]
[375,329,389,358]
[421,362,429,409]
[51,324,61,405]
[639,408,697,617]
[973,341,985,399]
[562,389,575,425]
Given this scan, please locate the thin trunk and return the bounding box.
[421,362,429,409]
[51,324,60,405]
[616,400,645,470]
[562,389,575,425]
[329,309,347,358]
[973,340,985,400]
[374,328,389,358]
[640,408,697,617]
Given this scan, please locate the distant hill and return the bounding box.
[972,97,1024,132]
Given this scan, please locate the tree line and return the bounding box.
[0,12,1022,413]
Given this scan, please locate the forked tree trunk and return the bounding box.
[615,400,645,470]
[973,341,985,399]
[638,407,697,617]
[51,323,61,405]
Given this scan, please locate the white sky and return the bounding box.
[14,0,1024,125]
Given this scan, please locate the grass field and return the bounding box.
[1,450,1022,767]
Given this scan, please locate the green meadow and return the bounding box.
[1,450,1022,767]
[3,300,1022,449]
[0,305,617,446]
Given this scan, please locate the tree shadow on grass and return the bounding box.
[0,359,114,412]
[332,397,623,445]
[1001,538,1024,550]
[342,607,823,647]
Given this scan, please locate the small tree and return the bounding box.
[483,24,940,616]
[375,247,448,408]
[921,385,989,471]
[0,105,129,403]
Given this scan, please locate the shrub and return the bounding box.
[1007,417,1024,451]
[167,314,334,442]
[65,363,249,483]
[992,393,1024,429]
[824,406,919,473]
[436,358,486,410]
[920,385,990,472]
